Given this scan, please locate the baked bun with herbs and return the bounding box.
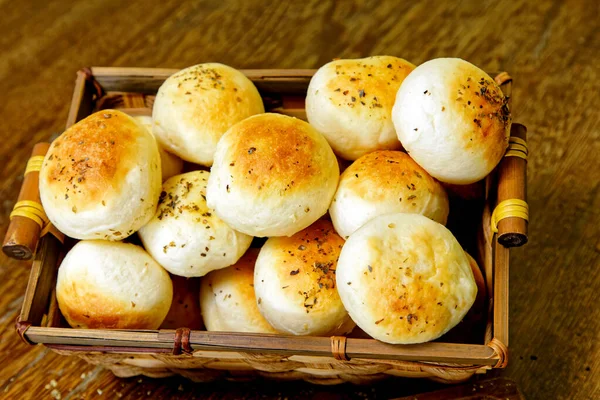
[39,110,161,240]
[200,249,279,333]
[56,240,173,329]
[336,213,477,344]
[392,58,511,184]
[329,150,449,239]
[138,171,253,277]
[206,113,339,237]
[134,115,184,182]
[152,63,265,166]
[306,56,415,160]
[253,220,355,336]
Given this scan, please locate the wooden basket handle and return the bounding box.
[493,123,529,247]
[2,143,64,260]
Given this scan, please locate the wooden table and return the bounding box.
[1,1,598,399]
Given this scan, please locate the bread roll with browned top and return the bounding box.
[306,56,415,160]
[152,63,265,166]
[200,249,279,333]
[336,213,477,344]
[206,113,339,237]
[254,220,355,336]
[329,151,449,238]
[138,171,253,277]
[134,115,184,181]
[39,110,161,240]
[392,58,511,184]
[56,241,173,329]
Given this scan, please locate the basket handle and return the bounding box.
[2,143,64,260]
[493,123,528,247]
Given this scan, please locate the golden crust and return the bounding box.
[152,63,265,165]
[262,220,345,313]
[201,249,278,333]
[57,284,161,329]
[323,56,415,116]
[337,213,477,343]
[340,151,447,205]
[224,113,333,195]
[41,110,156,209]
[56,241,172,330]
[204,248,259,305]
[448,69,511,167]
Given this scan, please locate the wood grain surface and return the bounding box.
[0,0,598,399]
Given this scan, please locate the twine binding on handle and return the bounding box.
[10,200,49,229]
[330,336,350,361]
[491,199,529,234]
[9,198,65,244]
[24,155,45,175]
[487,338,509,368]
[505,136,528,160]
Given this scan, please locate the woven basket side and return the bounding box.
[50,348,482,385]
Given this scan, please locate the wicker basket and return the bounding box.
[7,67,528,385]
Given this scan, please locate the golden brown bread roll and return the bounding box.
[329,150,449,238]
[254,220,355,336]
[200,249,278,333]
[206,113,339,237]
[139,171,253,277]
[39,110,161,240]
[56,240,172,329]
[152,63,265,166]
[306,56,415,160]
[392,58,511,184]
[336,213,477,344]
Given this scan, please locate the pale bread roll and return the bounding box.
[152,63,264,166]
[392,58,511,184]
[206,113,339,237]
[200,249,279,333]
[329,150,449,239]
[336,213,477,344]
[306,56,415,160]
[254,220,355,336]
[39,110,161,240]
[56,240,172,329]
[134,115,184,181]
[139,171,253,277]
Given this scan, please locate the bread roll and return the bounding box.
[336,213,477,344]
[160,276,204,330]
[200,249,278,333]
[392,58,511,184]
[254,220,355,336]
[152,63,264,166]
[134,115,184,181]
[139,171,253,277]
[56,240,172,329]
[306,56,415,160]
[206,113,339,237]
[329,151,449,239]
[39,110,161,240]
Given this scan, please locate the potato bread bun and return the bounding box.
[39,110,161,240]
[336,213,477,344]
[56,240,172,329]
